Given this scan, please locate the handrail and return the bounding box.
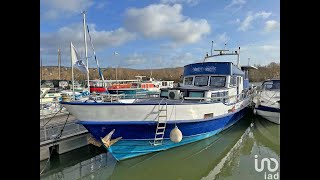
[181,91,254,105]
[158,97,166,105]
[183,91,252,100]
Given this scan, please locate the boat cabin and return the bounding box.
[160,62,249,104]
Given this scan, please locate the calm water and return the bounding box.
[40,113,280,180]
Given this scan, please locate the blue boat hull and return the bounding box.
[79,107,249,161]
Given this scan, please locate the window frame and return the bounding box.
[184,76,194,85]
[209,76,226,87]
[194,76,209,86]
[230,76,237,87]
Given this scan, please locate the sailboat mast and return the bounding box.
[40,55,43,113]
[82,11,90,89]
[71,43,75,100]
[40,55,43,81]
[58,48,61,80]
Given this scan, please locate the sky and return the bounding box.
[40,0,280,69]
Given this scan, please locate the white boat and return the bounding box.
[40,88,61,103]
[253,79,280,124]
[61,44,256,160]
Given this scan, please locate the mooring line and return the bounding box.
[41,106,64,128]
[40,112,70,175]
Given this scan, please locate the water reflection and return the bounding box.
[40,113,280,180]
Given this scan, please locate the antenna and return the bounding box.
[224,43,227,50]
[113,51,119,83]
[203,45,240,63]
[211,41,214,56]
[237,47,240,68]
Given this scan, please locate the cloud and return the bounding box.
[160,43,179,49]
[225,0,246,9]
[123,53,147,67]
[40,23,136,56]
[216,32,230,44]
[124,4,210,44]
[225,0,246,14]
[238,11,272,31]
[41,0,94,20]
[95,2,105,9]
[160,0,200,6]
[239,41,280,65]
[264,20,280,32]
[170,52,196,67]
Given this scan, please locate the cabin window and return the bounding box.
[131,83,138,88]
[194,76,209,86]
[184,77,193,85]
[160,90,168,97]
[230,76,237,87]
[162,82,168,86]
[209,76,226,87]
[189,91,204,97]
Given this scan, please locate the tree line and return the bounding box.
[40,62,279,83]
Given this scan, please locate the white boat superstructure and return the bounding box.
[253,79,280,124]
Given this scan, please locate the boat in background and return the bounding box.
[107,76,174,96]
[89,77,174,96]
[253,79,280,124]
[40,87,62,103]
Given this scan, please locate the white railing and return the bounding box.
[40,101,67,118]
[183,90,254,104]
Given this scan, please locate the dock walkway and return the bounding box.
[40,112,89,161]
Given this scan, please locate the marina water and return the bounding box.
[40,112,280,180]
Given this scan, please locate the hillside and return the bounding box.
[40,66,184,82]
[40,62,279,83]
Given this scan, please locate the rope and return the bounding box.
[260,90,278,106]
[40,113,70,175]
[86,25,106,83]
[41,106,64,128]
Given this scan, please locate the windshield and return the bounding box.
[194,76,209,86]
[262,80,280,90]
[210,76,226,87]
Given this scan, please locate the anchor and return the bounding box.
[100,129,122,148]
